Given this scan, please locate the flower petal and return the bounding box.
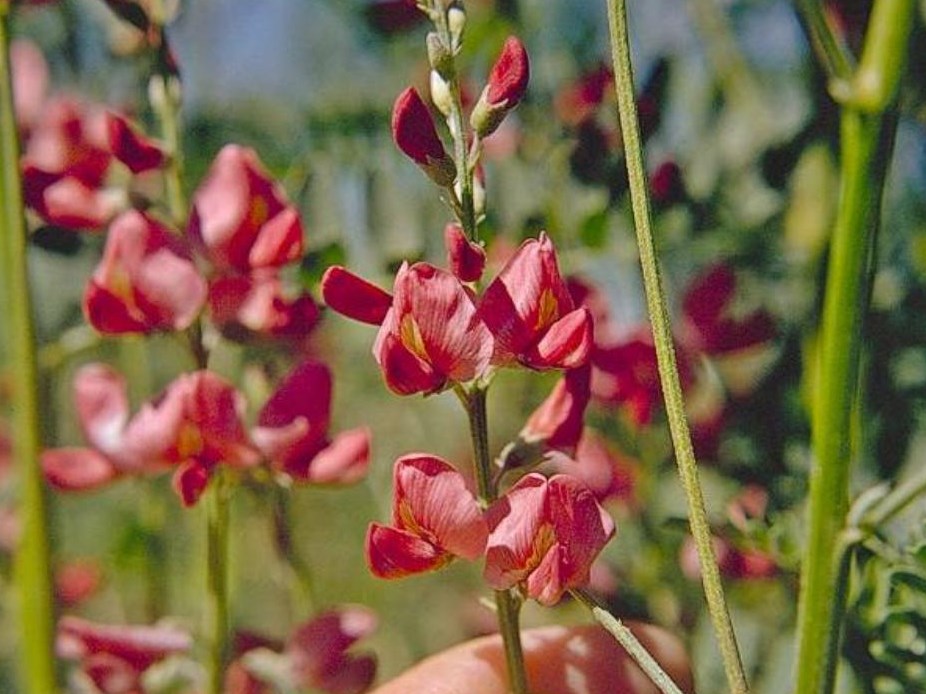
[321,266,393,326]
[304,428,371,485]
[73,363,129,456]
[524,306,593,369]
[365,523,450,579]
[42,448,118,491]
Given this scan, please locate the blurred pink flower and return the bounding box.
[288,607,378,694]
[366,454,487,578]
[55,559,104,608]
[252,360,370,484]
[105,112,166,174]
[187,144,304,273]
[520,364,591,455]
[484,472,615,605]
[57,616,191,694]
[479,233,592,370]
[83,210,207,334]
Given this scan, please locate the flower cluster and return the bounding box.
[43,359,370,506]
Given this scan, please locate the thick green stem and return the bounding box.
[0,7,57,692]
[462,386,528,694]
[605,2,748,692]
[795,5,913,689]
[206,472,231,694]
[571,589,685,694]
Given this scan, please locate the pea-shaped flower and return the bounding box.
[484,472,615,605]
[366,454,488,579]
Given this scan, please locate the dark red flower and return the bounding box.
[288,607,378,694]
[366,454,487,579]
[106,112,166,174]
[391,87,455,186]
[471,36,530,138]
[320,266,393,326]
[520,364,591,455]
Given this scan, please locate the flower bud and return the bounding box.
[392,87,456,187]
[470,36,530,138]
[430,70,453,118]
[444,222,485,282]
[447,4,466,48]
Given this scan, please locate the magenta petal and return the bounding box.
[483,473,548,590]
[247,207,303,269]
[391,453,488,560]
[313,653,378,694]
[365,523,450,579]
[106,112,166,174]
[486,36,530,107]
[373,326,444,395]
[57,615,192,671]
[42,448,118,491]
[171,461,210,507]
[525,307,593,369]
[444,223,486,283]
[321,266,393,326]
[305,428,371,485]
[520,363,591,453]
[288,606,378,692]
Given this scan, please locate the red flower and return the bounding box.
[520,364,591,455]
[84,210,207,334]
[105,112,166,174]
[373,263,494,395]
[208,271,321,342]
[57,616,191,694]
[444,222,486,282]
[484,473,615,605]
[479,233,592,370]
[391,87,455,186]
[366,454,488,579]
[187,144,304,273]
[554,64,614,127]
[471,36,530,138]
[252,360,371,484]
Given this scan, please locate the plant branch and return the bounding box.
[0,7,57,692]
[605,1,748,692]
[794,0,856,91]
[571,589,685,694]
[794,2,913,692]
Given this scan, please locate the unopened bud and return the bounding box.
[470,36,530,138]
[444,223,486,282]
[447,5,466,48]
[392,87,456,187]
[426,32,453,77]
[430,70,453,118]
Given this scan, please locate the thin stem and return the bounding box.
[863,465,926,529]
[430,1,477,239]
[206,471,231,694]
[794,0,856,88]
[571,589,685,694]
[794,3,913,692]
[605,2,748,692]
[460,386,528,694]
[272,487,317,613]
[0,6,57,692]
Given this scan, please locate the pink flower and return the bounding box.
[366,454,488,578]
[479,233,592,370]
[444,222,486,283]
[208,272,321,342]
[288,607,378,694]
[57,616,191,694]
[520,364,591,455]
[105,112,166,174]
[391,87,455,186]
[471,36,530,138]
[187,145,304,273]
[252,360,371,484]
[679,536,778,582]
[83,210,207,334]
[555,429,637,505]
[484,473,615,605]
[373,263,494,395]
[554,64,613,127]
[55,559,103,608]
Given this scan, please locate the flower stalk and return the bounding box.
[206,470,231,694]
[571,589,684,694]
[461,386,529,694]
[0,5,57,692]
[604,1,748,692]
[794,2,914,691]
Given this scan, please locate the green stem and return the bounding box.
[863,465,926,529]
[206,471,231,694]
[0,7,58,692]
[571,589,685,694]
[605,2,748,692]
[794,0,856,90]
[461,386,528,694]
[794,3,913,692]
[430,1,477,239]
